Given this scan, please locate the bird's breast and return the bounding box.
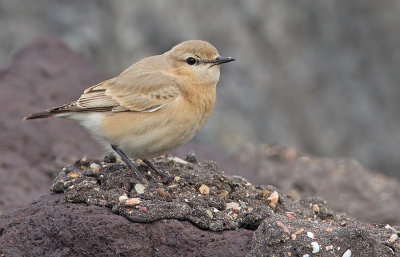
[97,88,216,159]
[187,85,217,132]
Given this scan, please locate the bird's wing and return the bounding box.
[50,71,181,113]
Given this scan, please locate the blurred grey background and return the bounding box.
[1,0,400,177]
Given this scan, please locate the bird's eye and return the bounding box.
[186,57,197,65]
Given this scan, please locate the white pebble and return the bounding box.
[325,245,334,250]
[90,163,100,169]
[311,242,320,253]
[119,194,128,202]
[168,156,188,164]
[389,233,398,242]
[226,202,240,209]
[306,231,314,239]
[302,255,310,257]
[342,249,352,257]
[135,183,147,194]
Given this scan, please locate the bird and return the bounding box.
[24,40,235,183]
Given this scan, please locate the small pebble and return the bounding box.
[119,194,128,202]
[306,231,314,239]
[206,210,213,218]
[262,189,270,197]
[312,204,320,213]
[174,176,181,182]
[276,221,290,234]
[267,191,279,206]
[325,245,334,250]
[311,242,320,253]
[389,233,398,242]
[124,197,141,206]
[135,205,147,211]
[156,188,171,198]
[185,151,197,163]
[294,229,304,235]
[342,249,351,257]
[302,254,310,257]
[90,163,100,172]
[286,212,296,220]
[103,153,117,163]
[168,156,188,164]
[199,184,210,195]
[68,172,79,178]
[135,183,147,194]
[240,201,247,209]
[226,202,240,210]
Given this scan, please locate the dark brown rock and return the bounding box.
[50,155,273,232]
[0,193,253,257]
[1,155,399,256]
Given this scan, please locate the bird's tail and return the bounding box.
[24,111,55,120]
[24,102,77,120]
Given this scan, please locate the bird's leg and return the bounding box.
[143,159,173,181]
[111,144,147,182]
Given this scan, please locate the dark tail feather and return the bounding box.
[24,111,55,120]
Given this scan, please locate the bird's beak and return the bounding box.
[214,56,236,65]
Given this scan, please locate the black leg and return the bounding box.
[111,144,147,182]
[143,159,173,180]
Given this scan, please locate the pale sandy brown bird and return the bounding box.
[24,40,235,182]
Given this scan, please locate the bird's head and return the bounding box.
[165,40,235,86]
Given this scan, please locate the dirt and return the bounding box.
[1,154,399,256]
[50,153,278,231]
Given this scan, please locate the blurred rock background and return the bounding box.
[1,0,400,177]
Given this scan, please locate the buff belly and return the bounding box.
[60,109,201,160]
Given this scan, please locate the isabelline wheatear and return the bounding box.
[25,40,235,182]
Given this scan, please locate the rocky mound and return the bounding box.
[1,154,399,256]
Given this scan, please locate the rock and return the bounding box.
[49,155,273,231]
[250,144,400,225]
[1,155,399,256]
[0,194,252,257]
